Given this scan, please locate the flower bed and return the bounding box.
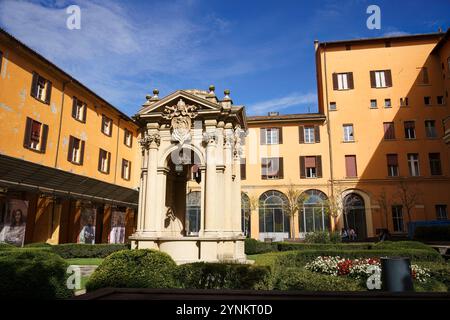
[305,256,430,283]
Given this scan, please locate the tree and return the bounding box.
[395,180,421,225]
[376,188,390,229]
[283,183,306,239]
[324,185,344,231]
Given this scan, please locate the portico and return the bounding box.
[129,87,247,264]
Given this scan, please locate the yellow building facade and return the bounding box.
[0,28,449,246]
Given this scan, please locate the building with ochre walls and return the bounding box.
[0,27,449,247]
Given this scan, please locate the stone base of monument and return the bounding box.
[129,235,247,264]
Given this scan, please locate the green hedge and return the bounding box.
[51,243,129,258]
[275,248,443,268]
[245,238,278,255]
[86,249,178,292]
[372,241,435,252]
[177,262,271,290]
[273,267,364,291]
[0,242,15,250]
[304,231,342,244]
[277,242,373,252]
[0,249,73,299]
[414,225,450,241]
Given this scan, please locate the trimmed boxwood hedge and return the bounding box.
[274,248,443,268]
[0,249,73,299]
[86,249,178,292]
[176,262,271,290]
[51,243,129,258]
[245,238,278,255]
[372,241,435,251]
[273,267,364,291]
[277,242,373,252]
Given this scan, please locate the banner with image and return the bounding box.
[78,207,96,244]
[109,210,126,244]
[0,199,28,247]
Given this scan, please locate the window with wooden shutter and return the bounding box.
[332,73,338,90]
[345,155,357,177]
[314,126,320,143]
[383,122,395,140]
[79,140,85,165]
[260,128,267,145]
[240,158,246,180]
[299,126,305,143]
[304,156,316,178]
[72,97,87,122]
[404,121,416,139]
[261,157,282,179]
[45,80,52,104]
[0,50,3,73]
[347,72,354,89]
[122,159,131,180]
[40,125,48,153]
[98,149,111,173]
[23,117,48,152]
[30,72,39,98]
[387,154,399,177]
[23,117,33,148]
[30,72,51,103]
[299,156,306,178]
[101,115,113,136]
[124,129,132,147]
[370,71,376,88]
[316,156,322,178]
[385,70,392,87]
[418,67,429,85]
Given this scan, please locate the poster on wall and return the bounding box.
[0,199,28,247]
[78,207,96,244]
[109,210,125,244]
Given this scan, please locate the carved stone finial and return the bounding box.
[150,89,159,101]
[203,131,217,145]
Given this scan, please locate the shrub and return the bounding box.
[277,242,372,252]
[0,249,73,299]
[24,242,53,248]
[273,267,364,291]
[414,226,450,241]
[304,231,341,244]
[244,238,278,255]
[86,249,178,292]
[372,241,435,252]
[0,242,15,250]
[275,248,443,268]
[51,243,129,258]
[176,262,271,290]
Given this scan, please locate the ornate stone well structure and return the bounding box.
[130,86,247,263]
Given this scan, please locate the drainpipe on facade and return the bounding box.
[54,80,70,168]
[114,117,121,184]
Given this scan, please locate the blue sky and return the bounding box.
[0,0,449,116]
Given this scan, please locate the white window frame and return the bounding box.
[388,164,399,177]
[384,99,391,108]
[36,76,46,101]
[375,71,387,88]
[337,73,349,90]
[124,129,132,147]
[425,120,437,138]
[408,154,420,177]
[71,138,81,164]
[265,128,279,145]
[306,167,317,178]
[436,205,448,220]
[100,150,109,173]
[405,124,416,139]
[304,127,315,143]
[102,116,112,136]
[122,159,130,180]
[75,100,85,122]
[343,124,354,142]
[392,206,404,232]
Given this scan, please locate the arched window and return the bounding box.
[241,193,251,237]
[259,190,289,240]
[186,191,201,235]
[299,189,330,234]
[343,193,366,240]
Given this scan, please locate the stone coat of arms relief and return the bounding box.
[163,99,198,144]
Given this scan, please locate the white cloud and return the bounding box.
[247,92,317,115]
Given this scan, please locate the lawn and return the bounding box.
[65,258,104,265]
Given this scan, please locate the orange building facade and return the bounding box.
[0,28,449,246]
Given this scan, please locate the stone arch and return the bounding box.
[298,189,330,235]
[340,188,374,239]
[258,190,289,241]
[158,143,205,168]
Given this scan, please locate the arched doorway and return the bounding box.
[343,193,367,240]
[259,190,289,241]
[299,190,330,238]
[186,191,201,236]
[241,193,250,237]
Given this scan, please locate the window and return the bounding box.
[424,96,431,105]
[68,136,85,165]
[72,97,87,122]
[261,157,283,179]
[404,121,416,139]
[436,205,448,220]
[429,153,442,176]
[23,117,48,153]
[370,99,377,108]
[400,97,408,107]
[30,72,52,104]
[408,153,420,176]
[383,122,395,140]
[392,205,404,232]
[345,155,357,177]
[98,149,111,173]
[387,154,399,177]
[300,156,322,179]
[259,191,289,235]
[124,129,132,147]
[101,115,113,136]
[437,96,444,105]
[384,99,392,108]
[121,159,131,180]
[240,158,246,180]
[425,120,437,138]
[329,102,337,110]
[418,67,429,85]
[260,128,282,145]
[332,72,354,90]
[299,126,320,144]
[299,190,330,233]
[343,124,354,142]
[370,70,392,88]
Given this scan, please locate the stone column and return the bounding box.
[204,120,217,234]
[215,121,225,235]
[232,125,242,235]
[143,123,161,234]
[137,134,148,233]
[223,124,234,234]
